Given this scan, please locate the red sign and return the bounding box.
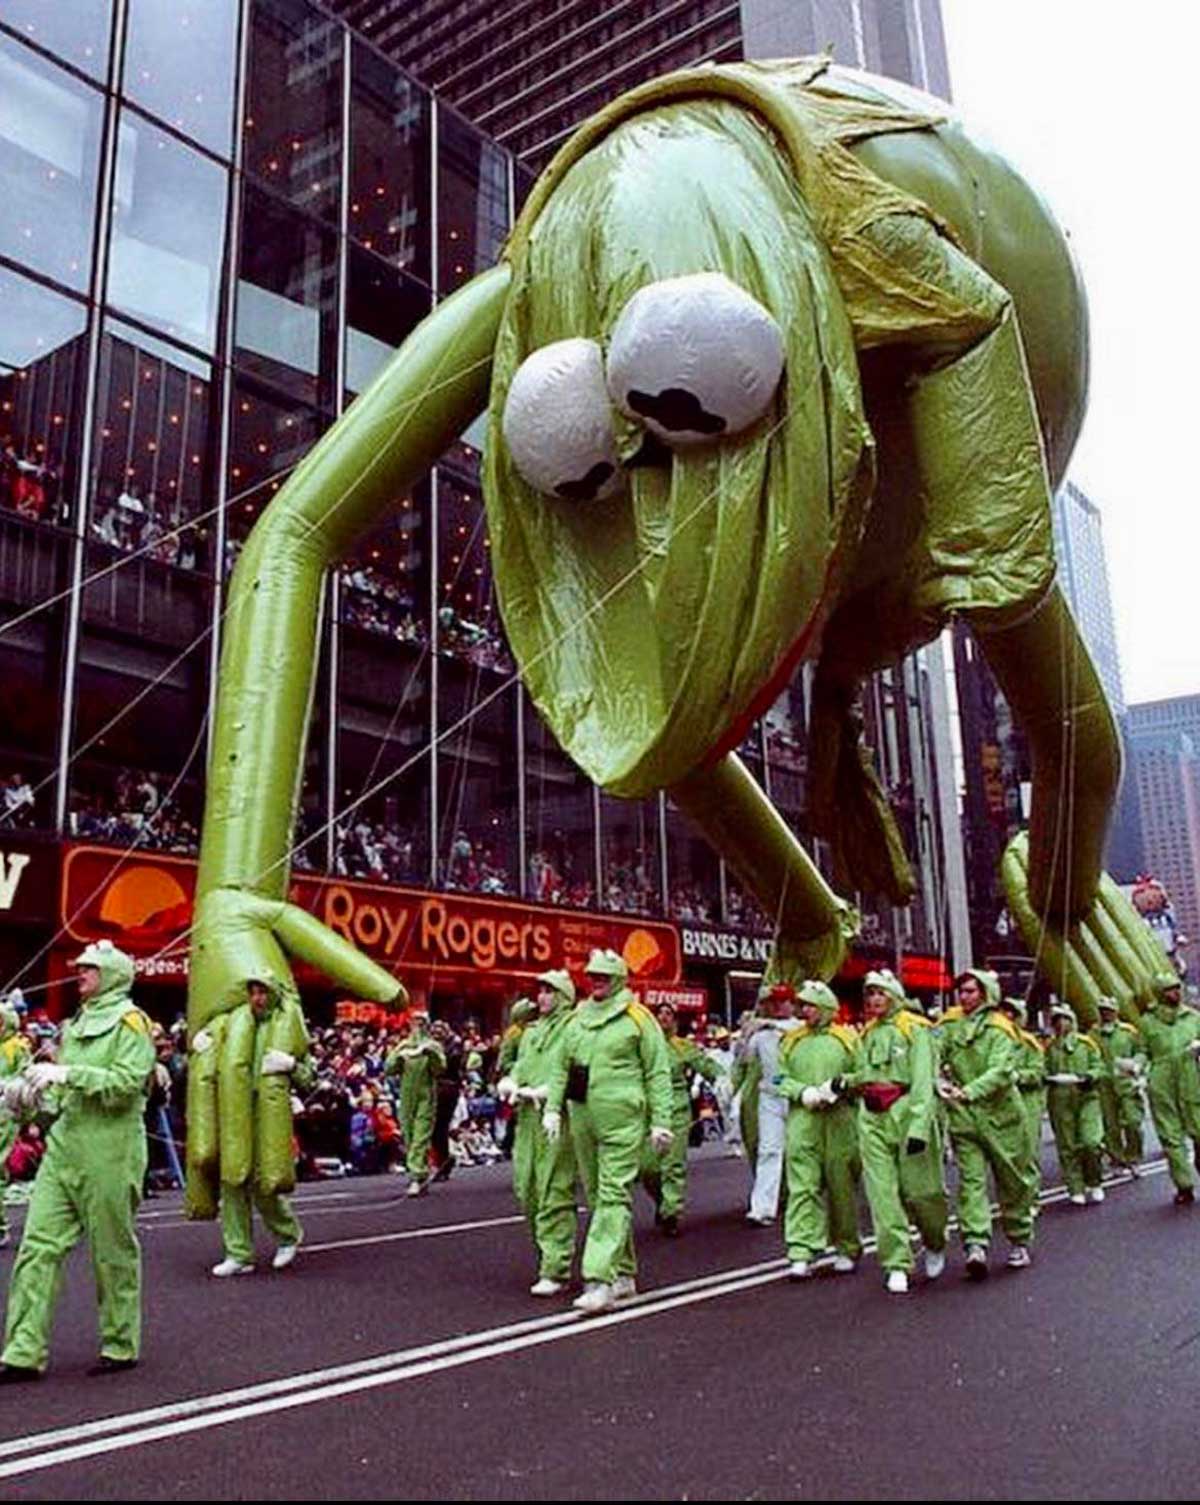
[59,845,681,988]
[839,951,954,992]
[637,983,708,1013]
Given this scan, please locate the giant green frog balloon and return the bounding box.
[183,59,1166,1215]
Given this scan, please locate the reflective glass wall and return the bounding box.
[0,0,964,964]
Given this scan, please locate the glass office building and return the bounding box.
[0,0,958,1021]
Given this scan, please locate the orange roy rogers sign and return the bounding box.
[59,845,682,986]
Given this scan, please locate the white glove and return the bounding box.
[649,1126,674,1155]
[0,1077,25,1115]
[815,1079,840,1107]
[936,1079,966,1102]
[516,1085,548,1106]
[261,1049,296,1076]
[495,1076,518,1103]
[1188,1040,1200,1056]
[192,1029,214,1054]
[542,1109,562,1143]
[1115,1057,1140,1076]
[1045,1072,1082,1085]
[27,1062,69,1092]
[800,1086,824,1110]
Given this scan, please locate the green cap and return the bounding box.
[1096,995,1119,1014]
[536,969,577,1004]
[797,980,838,1017]
[1002,997,1028,1026]
[863,969,905,1004]
[509,997,538,1027]
[955,967,1001,1007]
[1049,1001,1076,1022]
[584,948,627,980]
[1154,970,1182,998]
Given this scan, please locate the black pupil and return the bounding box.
[555,461,614,501]
[627,387,726,435]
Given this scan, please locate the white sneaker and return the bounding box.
[832,1255,857,1275]
[744,1212,774,1226]
[406,1179,427,1198]
[1069,1192,1087,1206]
[530,1277,566,1297]
[611,1275,637,1302]
[1005,1245,1031,1270]
[572,1281,615,1314]
[886,1270,909,1295]
[211,1258,255,1278]
[788,1260,813,1280]
[964,1243,989,1281]
[924,1248,947,1281]
[1086,1186,1105,1204]
[272,1244,298,1271]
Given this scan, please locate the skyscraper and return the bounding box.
[1052,480,1125,716]
[327,1,952,173]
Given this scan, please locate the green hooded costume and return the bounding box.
[0,1006,30,1244]
[385,1021,446,1185]
[512,971,578,1284]
[940,968,1037,1250]
[777,981,861,1266]
[640,1016,723,1225]
[1044,1002,1106,1198]
[1136,974,1200,1195]
[1094,1001,1145,1167]
[3,942,154,1371]
[1004,998,1047,1193]
[544,955,673,1287]
[842,970,947,1275]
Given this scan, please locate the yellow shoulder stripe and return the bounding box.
[988,1011,1020,1042]
[122,1010,150,1035]
[1117,1021,1140,1036]
[829,1023,859,1051]
[626,1002,654,1031]
[940,1005,965,1024]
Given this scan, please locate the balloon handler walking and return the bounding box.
[385,1012,446,1196]
[188,977,314,1277]
[1136,971,1200,1206]
[1044,1002,1106,1207]
[497,969,579,1297]
[1,941,155,1382]
[1094,995,1146,1172]
[0,1001,31,1249]
[543,948,673,1314]
[640,1000,724,1236]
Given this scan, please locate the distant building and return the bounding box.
[1052,480,1125,716]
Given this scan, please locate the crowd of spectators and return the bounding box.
[0,770,36,829]
[603,841,658,917]
[92,487,208,571]
[68,767,201,855]
[437,604,515,675]
[341,565,427,646]
[1,436,64,525]
[669,884,718,923]
[528,846,593,909]
[334,817,420,886]
[441,830,515,896]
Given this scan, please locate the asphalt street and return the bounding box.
[1,1138,1198,1500]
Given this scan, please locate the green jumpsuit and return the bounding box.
[1137,999,1200,1192]
[844,1004,947,1274]
[512,999,578,1282]
[386,1033,446,1182]
[777,1017,861,1264]
[545,992,673,1285]
[1012,1027,1047,1191]
[641,1034,722,1221]
[1095,1017,1145,1166]
[0,1008,30,1244]
[219,996,314,1265]
[732,1047,762,1167]
[2,952,155,1371]
[1044,1029,1105,1197]
[940,1003,1037,1249]
[496,998,537,1078]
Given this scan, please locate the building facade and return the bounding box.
[328,0,952,172]
[0,0,964,1026]
[1052,481,1125,717]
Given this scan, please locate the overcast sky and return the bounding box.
[940,0,1198,706]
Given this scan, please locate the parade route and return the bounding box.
[2,1147,1198,1500]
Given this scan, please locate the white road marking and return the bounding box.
[0,1160,1166,1480]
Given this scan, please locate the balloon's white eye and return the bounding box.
[502,338,623,502]
[606,272,785,446]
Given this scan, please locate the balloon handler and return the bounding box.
[640,999,724,1236]
[0,1001,31,1250]
[385,1012,446,1197]
[542,949,673,1314]
[189,977,317,1277]
[1,941,155,1382]
[184,55,1165,1198]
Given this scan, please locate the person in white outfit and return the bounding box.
[737,984,802,1225]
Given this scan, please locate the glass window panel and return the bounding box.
[524,692,595,908]
[437,679,518,897]
[340,475,430,651]
[513,163,537,217]
[437,109,508,295]
[69,618,212,855]
[600,794,661,917]
[724,873,772,935]
[89,320,217,575]
[123,0,238,156]
[109,111,229,353]
[344,246,430,403]
[0,265,88,529]
[0,2,112,80]
[236,187,338,410]
[244,0,342,223]
[294,626,331,873]
[436,448,513,678]
[764,672,808,822]
[666,802,720,924]
[226,381,326,571]
[349,41,431,281]
[0,34,104,292]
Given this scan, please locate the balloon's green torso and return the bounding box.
[486,58,1086,797]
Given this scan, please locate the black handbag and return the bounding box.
[566,1063,590,1102]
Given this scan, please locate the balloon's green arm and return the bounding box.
[187,266,511,1029]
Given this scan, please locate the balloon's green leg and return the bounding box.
[186,266,512,1036]
[670,752,859,982]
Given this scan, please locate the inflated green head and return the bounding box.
[486,96,870,797]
